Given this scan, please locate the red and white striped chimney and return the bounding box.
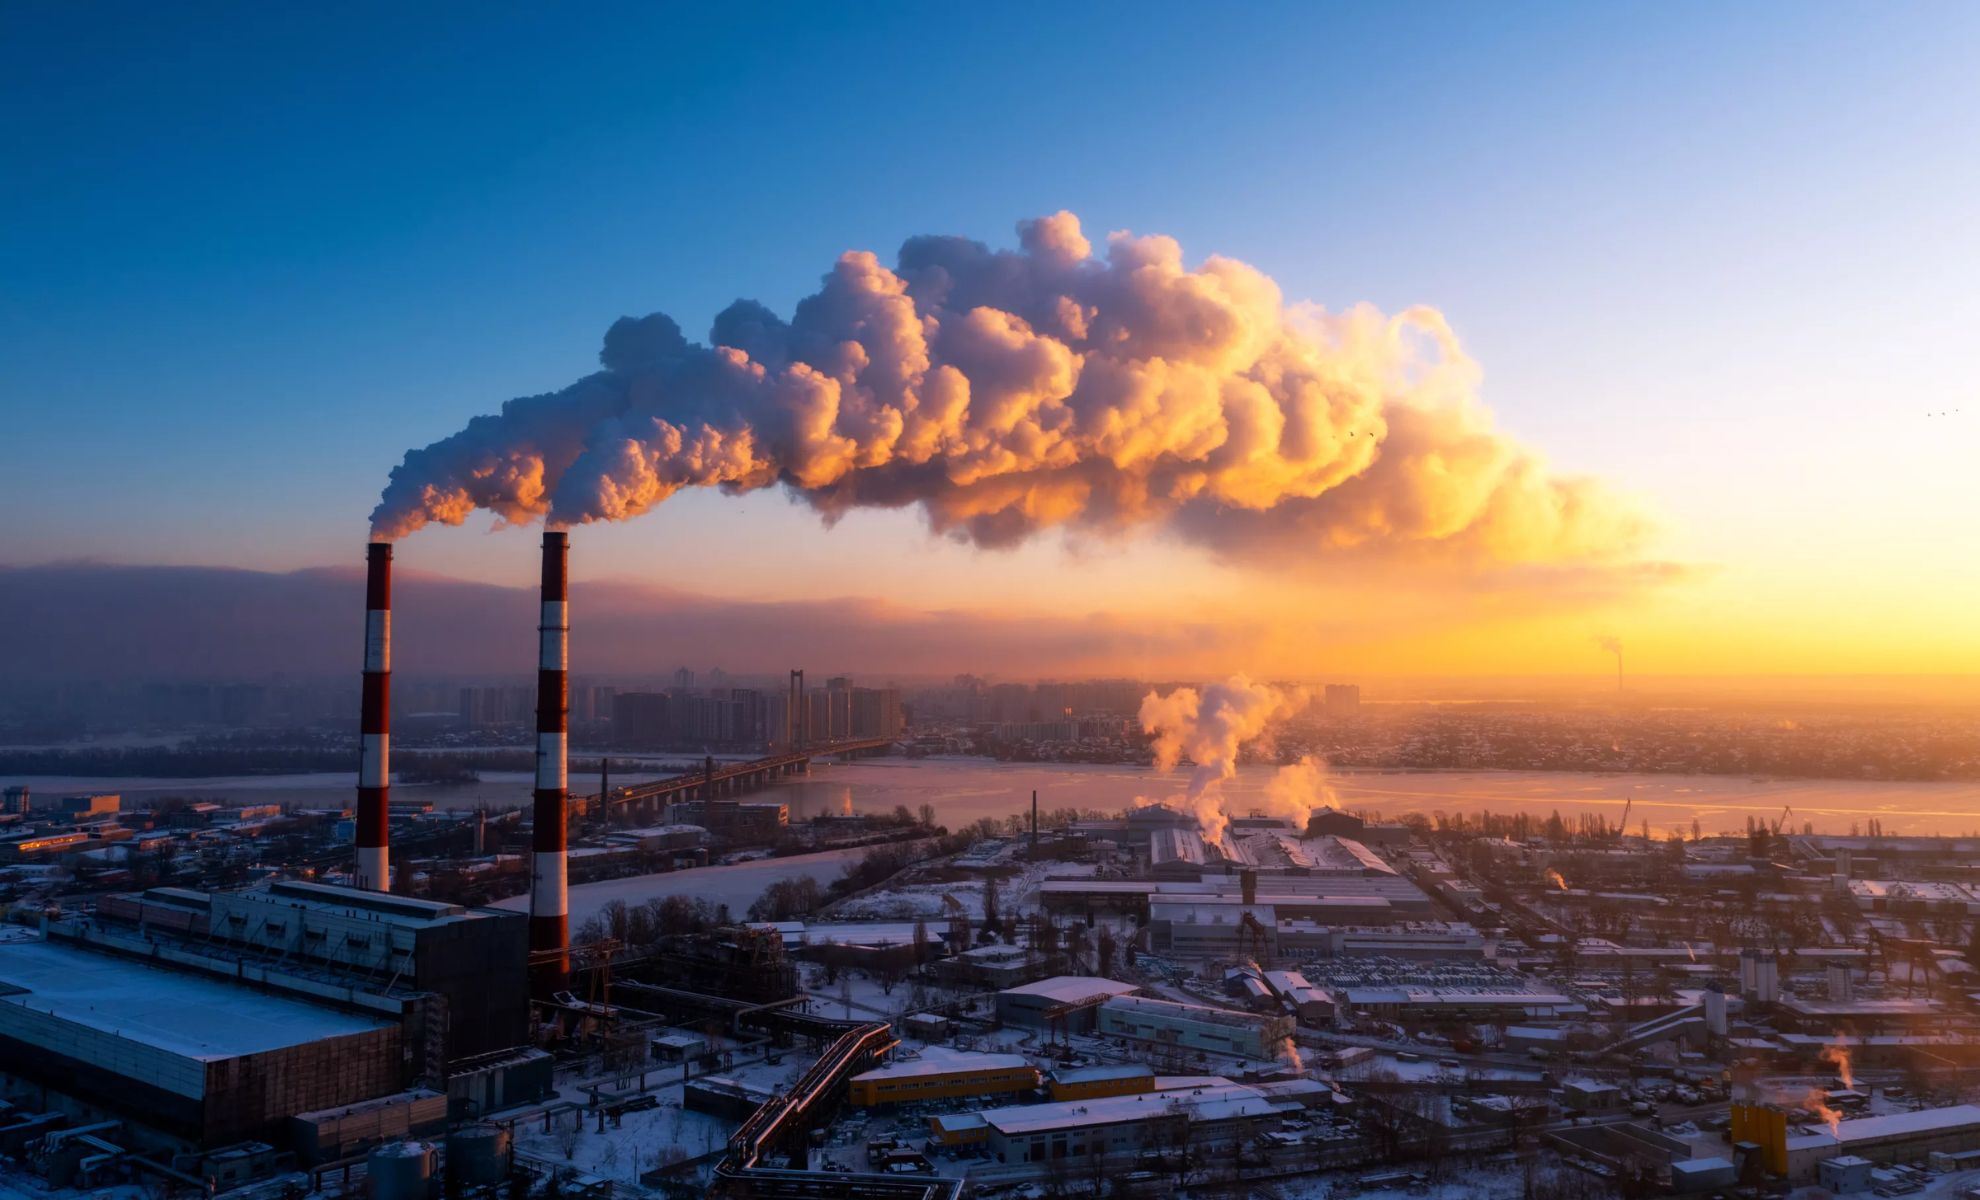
[529,531,571,994]
[356,541,392,891]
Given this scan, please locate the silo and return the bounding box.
[446,1123,512,1188]
[369,1140,436,1200]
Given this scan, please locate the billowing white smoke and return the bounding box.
[370,213,1643,573]
[1259,754,1337,829]
[1136,675,1307,852]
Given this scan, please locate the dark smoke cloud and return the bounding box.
[371,213,1649,574]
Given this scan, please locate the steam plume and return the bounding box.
[371,213,1646,573]
[1822,1042,1854,1090]
[1260,754,1338,831]
[1136,675,1307,851]
[1595,634,1623,691]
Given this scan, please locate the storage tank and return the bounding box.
[446,1123,512,1188]
[369,1140,436,1200]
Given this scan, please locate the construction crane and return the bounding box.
[1617,794,1633,841]
[1773,804,1793,835]
[1238,910,1273,968]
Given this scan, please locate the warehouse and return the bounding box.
[1097,994,1293,1059]
[979,1080,1286,1165]
[1783,1105,1980,1179]
[847,1048,1039,1107]
[1342,984,1573,1022]
[1048,1063,1155,1102]
[1262,970,1335,1025]
[997,976,1141,1031]
[0,935,400,1145]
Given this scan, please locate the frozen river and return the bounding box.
[763,758,1980,838]
[8,757,1978,836]
[7,760,1972,835]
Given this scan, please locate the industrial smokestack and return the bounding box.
[356,541,392,891]
[530,531,571,995]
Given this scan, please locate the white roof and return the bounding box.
[1002,975,1139,1004]
[852,1047,1031,1083]
[1785,1105,1980,1149]
[982,1082,1278,1135]
[0,937,389,1061]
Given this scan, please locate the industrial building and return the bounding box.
[997,976,1141,1032]
[0,935,401,1145]
[1262,969,1334,1025]
[1047,1063,1155,1102]
[1780,1106,1980,1180]
[1340,984,1575,1022]
[847,1048,1038,1107]
[973,1080,1288,1165]
[82,880,530,1062]
[1096,994,1293,1059]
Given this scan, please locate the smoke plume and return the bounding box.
[1822,1042,1854,1090]
[371,213,1647,574]
[1259,754,1338,830]
[1136,675,1307,851]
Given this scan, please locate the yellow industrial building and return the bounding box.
[848,1048,1038,1107]
[1047,1063,1155,1102]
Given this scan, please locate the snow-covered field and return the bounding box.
[493,845,873,924]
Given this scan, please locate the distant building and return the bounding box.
[850,686,903,739]
[29,791,119,816]
[1323,683,1361,715]
[613,691,672,746]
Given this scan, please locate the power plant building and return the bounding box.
[0,935,401,1145]
[78,881,529,1063]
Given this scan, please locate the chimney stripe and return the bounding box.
[530,530,571,994]
[355,540,392,892]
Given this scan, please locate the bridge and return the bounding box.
[570,737,898,823]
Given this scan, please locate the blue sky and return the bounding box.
[4,3,1977,670]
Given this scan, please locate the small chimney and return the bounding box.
[356,541,392,891]
[529,531,571,996]
[1030,790,1039,859]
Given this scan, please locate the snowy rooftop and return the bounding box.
[1002,975,1140,1004]
[1785,1104,1980,1150]
[0,936,390,1061]
[1051,1063,1153,1084]
[1344,986,1572,1006]
[852,1046,1032,1083]
[1103,994,1278,1029]
[981,1081,1279,1135]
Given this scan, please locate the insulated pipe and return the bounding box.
[530,531,571,994]
[356,541,392,891]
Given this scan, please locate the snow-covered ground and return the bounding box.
[493,844,874,924]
